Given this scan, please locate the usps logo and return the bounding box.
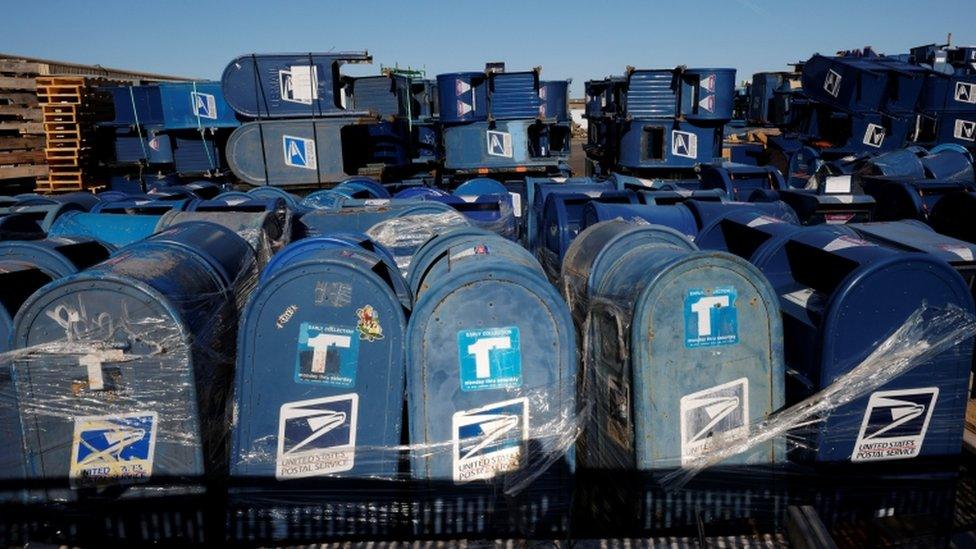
[684,286,739,348]
[487,130,514,158]
[852,388,938,462]
[680,378,749,464]
[453,397,528,483]
[863,123,886,148]
[954,82,976,105]
[824,69,842,98]
[283,135,317,170]
[295,321,359,387]
[190,91,217,120]
[69,412,158,487]
[458,326,522,391]
[954,119,976,142]
[148,136,161,151]
[671,130,698,159]
[276,394,358,479]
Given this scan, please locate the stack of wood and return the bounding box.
[0,59,46,190]
[36,76,91,193]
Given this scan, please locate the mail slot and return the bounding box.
[10,222,255,500]
[0,214,45,240]
[538,190,639,277]
[696,209,811,262]
[580,241,785,469]
[525,177,615,249]
[0,203,85,232]
[696,163,784,201]
[763,189,876,225]
[47,212,163,248]
[560,220,697,326]
[405,232,576,485]
[232,241,407,480]
[748,226,974,463]
[408,228,544,302]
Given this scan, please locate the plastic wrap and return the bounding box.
[157,210,293,269]
[366,211,469,273]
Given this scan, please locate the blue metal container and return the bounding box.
[861,176,974,222]
[538,190,639,275]
[442,120,562,171]
[616,120,720,169]
[226,119,408,187]
[489,71,543,120]
[297,200,458,238]
[768,189,876,225]
[112,133,174,165]
[0,237,113,279]
[539,80,570,122]
[14,192,100,211]
[301,190,353,210]
[636,189,726,205]
[749,226,974,463]
[560,220,697,325]
[437,72,488,124]
[101,82,239,129]
[800,55,890,114]
[48,212,163,248]
[525,177,614,250]
[0,203,85,232]
[351,74,408,117]
[681,68,736,122]
[10,222,254,499]
[231,243,407,480]
[246,185,303,209]
[92,199,192,215]
[624,69,679,118]
[172,132,223,175]
[221,52,373,119]
[696,163,784,201]
[919,72,976,114]
[581,243,784,469]
[582,202,700,241]
[405,234,575,483]
[332,177,391,199]
[921,145,974,182]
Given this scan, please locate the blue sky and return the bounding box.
[2,0,974,96]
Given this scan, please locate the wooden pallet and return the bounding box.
[35,76,94,191]
[0,59,50,186]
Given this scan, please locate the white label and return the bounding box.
[824,69,842,98]
[955,82,976,104]
[824,175,853,194]
[823,235,873,252]
[635,178,656,188]
[363,199,390,207]
[954,119,976,142]
[279,65,319,105]
[509,192,522,218]
[283,135,317,170]
[487,130,513,158]
[852,388,938,462]
[452,397,528,483]
[746,215,784,228]
[190,91,217,120]
[276,394,358,479]
[70,411,158,487]
[679,378,749,465]
[671,130,698,159]
[863,123,886,148]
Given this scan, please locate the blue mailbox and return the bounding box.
[695,163,784,201]
[247,186,302,209]
[232,241,408,480]
[0,237,113,279]
[92,199,192,215]
[48,212,163,248]
[10,222,254,499]
[538,190,639,276]
[0,203,84,232]
[860,176,972,222]
[405,233,576,484]
[297,200,459,238]
[581,242,785,469]
[560,220,697,326]
[749,226,974,463]
[409,229,543,302]
[525,177,615,250]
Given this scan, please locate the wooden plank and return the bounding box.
[0,92,39,107]
[0,136,44,151]
[36,181,84,193]
[965,399,976,454]
[0,164,48,180]
[0,121,43,133]
[0,105,41,121]
[0,76,36,91]
[0,149,45,164]
[0,60,45,75]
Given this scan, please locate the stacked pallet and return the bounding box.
[0,59,47,189]
[36,76,89,192]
